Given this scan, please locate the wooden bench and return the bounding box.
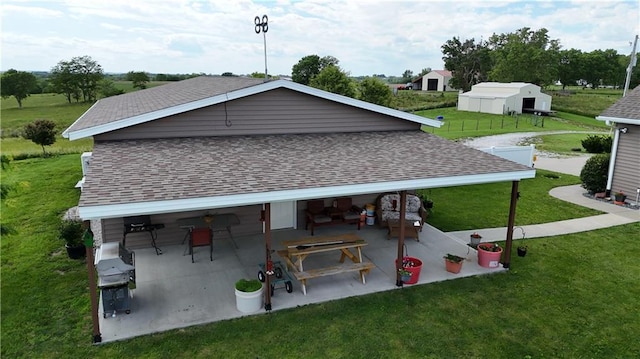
[292,262,375,295]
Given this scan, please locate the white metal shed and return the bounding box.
[457,82,552,115]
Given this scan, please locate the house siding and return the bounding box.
[95,88,418,141]
[104,205,263,249]
[611,124,640,197]
[103,193,387,249]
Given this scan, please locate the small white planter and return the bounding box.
[235,285,264,313]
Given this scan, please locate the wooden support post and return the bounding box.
[264,203,272,311]
[83,221,101,343]
[395,191,407,287]
[503,181,519,269]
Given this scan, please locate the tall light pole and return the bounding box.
[255,15,268,82]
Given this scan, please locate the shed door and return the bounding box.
[522,97,535,110]
[427,79,438,91]
[270,201,295,230]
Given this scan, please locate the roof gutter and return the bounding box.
[77,169,535,219]
[595,115,640,126]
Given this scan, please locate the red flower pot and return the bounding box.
[477,243,502,268]
[396,256,423,284]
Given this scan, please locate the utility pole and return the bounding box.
[623,34,638,97]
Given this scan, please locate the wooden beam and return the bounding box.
[264,203,272,311]
[395,191,407,286]
[503,181,519,269]
[83,221,101,343]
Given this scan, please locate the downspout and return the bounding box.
[605,126,621,195]
[264,203,272,311]
[503,181,519,269]
[395,191,407,287]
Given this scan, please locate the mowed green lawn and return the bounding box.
[2,154,638,358]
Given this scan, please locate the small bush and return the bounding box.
[580,153,610,193]
[23,119,57,155]
[581,134,612,153]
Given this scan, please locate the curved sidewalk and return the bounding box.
[446,185,639,243]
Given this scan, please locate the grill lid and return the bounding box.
[95,242,135,275]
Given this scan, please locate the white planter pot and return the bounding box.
[235,285,264,313]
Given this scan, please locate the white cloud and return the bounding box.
[1,0,638,76]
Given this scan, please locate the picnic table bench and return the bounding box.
[277,233,375,295]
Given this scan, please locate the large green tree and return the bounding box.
[582,49,620,89]
[291,55,339,85]
[0,69,38,108]
[358,77,392,106]
[50,55,103,103]
[441,37,492,91]
[487,27,560,87]
[126,71,150,89]
[557,49,584,89]
[309,65,355,98]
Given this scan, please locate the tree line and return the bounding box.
[442,27,639,92]
[3,27,638,109]
[0,55,205,108]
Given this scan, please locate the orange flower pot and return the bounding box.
[445,259,463,274]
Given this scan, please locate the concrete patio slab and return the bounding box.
[97,223,504,343]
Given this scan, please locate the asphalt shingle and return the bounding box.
[80,131,531,207]
[68,76,264,132]
[600,85,640,120]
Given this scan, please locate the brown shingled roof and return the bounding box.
[599,86,640,120]
[80,130,531,208]
[68,76,264,132]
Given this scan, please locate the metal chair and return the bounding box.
[190,227,213,263]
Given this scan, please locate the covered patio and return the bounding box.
[63,78,536,343]
[98,223,506,343]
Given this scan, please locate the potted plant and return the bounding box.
[59,219,85,259]
[398,268,412,282]
[469,232,482,247]
[234,278,264,313]
[613,191,626,205]
[443,253,464,274]
[395,256,423,284]
[476,243,502,268]
[517,245,528,257]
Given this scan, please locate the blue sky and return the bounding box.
[2,0,638,77]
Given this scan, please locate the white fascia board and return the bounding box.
[62,100,101,139]
[66,80,442,140]
[595,115,640,126]
[77,170,535,219]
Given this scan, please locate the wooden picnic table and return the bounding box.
[277,233,375,295]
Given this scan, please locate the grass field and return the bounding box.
[421,169,601,231]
